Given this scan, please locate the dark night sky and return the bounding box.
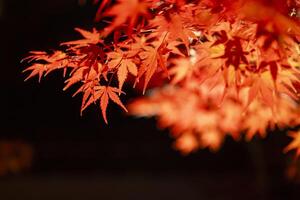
[0,1,299,199]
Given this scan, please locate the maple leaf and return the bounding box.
[61,28,102,48]
[23,63,47,82]
[107,52,123,68]
[136,33,170,93]
[246,72,275,109]
[94,0,111,21]
[62,54,104,92]
[117,59,138,90]
[22,51,49,63]
[199,129,224,152]
[218,37,249,68]
[137,46,159,93]
[169,58,194,84]
[284,131,300,157]
[101,86,128,123]
[174,132,199,155]
[149,13,196,47]
[103,0,150,35]
[81,86,128,123]
[107,51,138,91]
[23,51,69,82]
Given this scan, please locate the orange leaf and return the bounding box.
[103,0,150,35]
[61,28,101,48]
[100,88,109,124]
[117,59,138,90]
[284,131,300,157]
[107,87,128,112]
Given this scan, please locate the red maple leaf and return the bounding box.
[102,0,150,35]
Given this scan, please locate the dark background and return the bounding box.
[0,0,299,199]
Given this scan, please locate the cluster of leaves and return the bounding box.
[129,80,300,154]
[23,0,300,156]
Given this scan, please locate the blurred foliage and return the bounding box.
[0,140,33,176]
